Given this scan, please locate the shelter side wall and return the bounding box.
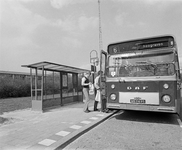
[43,95,82,109]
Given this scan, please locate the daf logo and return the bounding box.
[127,86,132,90]
[135,86,140,90]
[143,86,148,90]
[127,86,148,90]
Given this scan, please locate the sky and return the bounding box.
[0,0,182,73]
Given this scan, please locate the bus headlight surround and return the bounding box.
[162,95,171,103]
[110,93,117,101]
[111,84,115,89]
[163,83,169,89]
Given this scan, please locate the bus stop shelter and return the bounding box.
[22,61,90,112]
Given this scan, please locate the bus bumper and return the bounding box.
[107,103,177,113]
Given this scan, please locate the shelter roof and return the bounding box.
[22,61,90,74]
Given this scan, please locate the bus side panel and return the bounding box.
[180,93,182,120]
[178,87,182,120]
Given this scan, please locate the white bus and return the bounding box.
[100,35,182,120]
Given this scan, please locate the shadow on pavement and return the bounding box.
[112,110,180,125]
[43,101,95,113]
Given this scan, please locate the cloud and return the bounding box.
[1,0,49,46]
[78,16,98,31]
[59,17,77,32]
[52,15,98,33]
[1,0,80,48]
[127,21,147,29]
[115,12,148,29]
[112,0,172,3]
[50,0,92,9]
[1,0,97,54]
[62,37,82,48]
[50,0,73,9]
[114,13,128,26]
[111,0,180,10]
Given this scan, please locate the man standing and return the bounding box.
[82,72,92,113]
[93,71,101,111]
[94,71,108,112]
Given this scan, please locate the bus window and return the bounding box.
[108,52,175,77]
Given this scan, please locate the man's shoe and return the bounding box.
[104,109,109,113]
[84,110,90,113]
[94,109,99,111]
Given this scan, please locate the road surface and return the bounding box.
[62,110,182,150]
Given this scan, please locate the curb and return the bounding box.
[54,111,117,150]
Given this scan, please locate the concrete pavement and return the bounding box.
[0,101,115,150]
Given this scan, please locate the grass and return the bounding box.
[0,96,31,113]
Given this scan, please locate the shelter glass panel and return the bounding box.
[62,73,68,88]
[44,71,54,99]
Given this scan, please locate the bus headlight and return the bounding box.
[110,94,117,100]
[162,95,171,103]
[111,84,115,89]
[163,83,169,89]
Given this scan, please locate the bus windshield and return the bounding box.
[108,52,175,77]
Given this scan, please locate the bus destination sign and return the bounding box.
[138,41,169,50]
[108,36,174,55]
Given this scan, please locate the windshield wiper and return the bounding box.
[135,61,157,75]
[136,61,157,66]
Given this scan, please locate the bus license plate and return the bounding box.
[130,99,146,104]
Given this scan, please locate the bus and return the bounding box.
[100,35,182,120]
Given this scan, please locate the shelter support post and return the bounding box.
[60,72,63,106]
[31,67,43,112]
[41,66,44,101]
[35,68,37,100]
[30,68,33,101]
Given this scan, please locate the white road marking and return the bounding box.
[81,120,91,124]
[56,131,70,136]
[38,139,56,146]
[70,125,82,130]
[96,114,105,117]
[89,117,99,120]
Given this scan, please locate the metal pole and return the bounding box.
[60,72,63,106]
[93,62,95,84]
[98,0,103,112]
[41,66,44,101]
[93,62,97,96]
[53,71,54,99]
[98,0,103,51]
[30,68,33,100]
[35,68,38,100]
[45,71,47,99]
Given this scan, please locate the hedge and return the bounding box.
[0,77,31,98]
[0,74,82,99]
